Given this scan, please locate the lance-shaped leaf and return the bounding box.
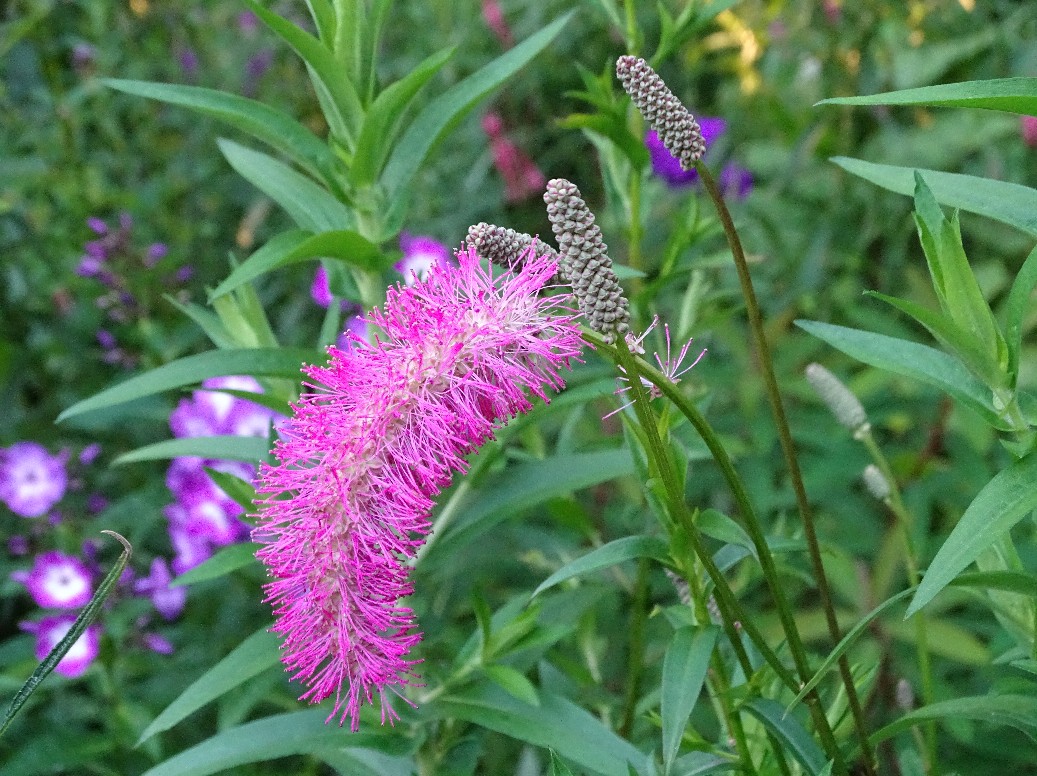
[819,77,1037,115]
[1001,244,1037,385]
[868,694,1037,747]
[908,451,1037,616]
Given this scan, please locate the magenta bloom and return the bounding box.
[21,616,101,678]
[0,442,68,518]
[255,247,584,730]
[12,551,93,609]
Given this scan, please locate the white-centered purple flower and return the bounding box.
[21,616,101,678]
[0,442,68,518]
[11,551,93,609]
[134,558,186,620]
[395,233,452,286]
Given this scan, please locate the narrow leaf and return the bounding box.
[210,229,382,300]
[218,140,355,232]
[169,543,260,589]
[795,320,1008,429]
[831,157,1037,237]
[382,12,572,197]
[141,710,399,776]
[1001,244,1037,383]
[137,626,280,744]
[0,532,132,738]
[786,587,915,711]
[742,699,826,776]
[868,694,1037,747]
[103,80,333,180]
[662,626,719,772]
[531,535,669,598]
[112,436,270,466]
[908,452,1037,616]
[484,665,540,707]
[349,46,457,186]
[819,77,1037,115]
[57,348,316,422]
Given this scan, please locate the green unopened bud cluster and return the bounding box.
[616,55,706,172]
[544,178,631,344]
[805,363,870,438]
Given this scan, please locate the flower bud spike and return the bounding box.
[616,55,707,171]
[465,222,566,280]
[804,362,870,437]
[543,178,631,343]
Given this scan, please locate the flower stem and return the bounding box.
[695,162,876,774]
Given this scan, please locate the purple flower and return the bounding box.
[177,47,199,79]
[21,616,101,678]
[167,517,212,575]
[142,632,175,655]
[237,10,259,34]
[144,243,169,267]
[12,551,93,609]
[86,217,108,236]
[0,443,68,518]
[310,265,334,308]
[175,266,195,283]
[719,162,753,200]
[645,118,727,188]
[79,443,102,465]
[8,535,29,556]
[243,50,274,97]
[134,558,186,620]
[395,234,452,286]
[255,246,584,729]
[335,313,369,351]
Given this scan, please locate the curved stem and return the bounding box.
[695,162,875,774]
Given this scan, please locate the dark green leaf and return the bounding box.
[868,694,1037,747]
[831,157,1037,237]
[819,77,1037,115]
[382,13,572,197]
[209,229,382,300]
[57,348,316,422]
[350,46,456,186]
[218,140,355,232]
[112,436,270,466]
[1001,244,1037,384]
[662,626,719,772]
[531,535,669,598]
[436,684,643,775]
[137,626,279,744]
[170,543,260,589]
[548,750,578,776]
[742,699,826,775]
[103,80,333,181]
[795,320,1008,429]
[908,452,1037,616]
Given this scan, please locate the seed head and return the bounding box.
[804,362,870,437]
[465,222,566,280]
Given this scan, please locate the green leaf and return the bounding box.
[796,320,1008,428]
[349,45,456,186]
[662,626,719,773]
[819,77,1037,115]
[548,750,578,776]
[865,290,1001,388]
[1001,244,1037,384]
[0,532,131,738]
[169,543,260,589]
[140,710,401,776]
[427,449,634,562]
[204,467,258,514]
[381,12,572,197]
[831,157,1037,237]
[742,699,827,776]
[112,436,270,466]
[786,587,915,712]
[103,80,333,181]
[57,348,317,423]
[952,570,1037,597]
[868,694,1037,748]
[484,665,540,707]
[209,229,382,300]
[670,751,739,775]
[436,684,644,776]
[531,535,669,598]
[242,0,362,144]
[908,451,1037,616]
[137,626,279,744]
[218,140,355,232]
[911,173,1004,371]
[697,509,753,554]
[164,296,236,349]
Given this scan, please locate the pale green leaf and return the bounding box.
[531,535,669,598]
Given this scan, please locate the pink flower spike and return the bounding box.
[14,551,93,609]
[255,246,583,731]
